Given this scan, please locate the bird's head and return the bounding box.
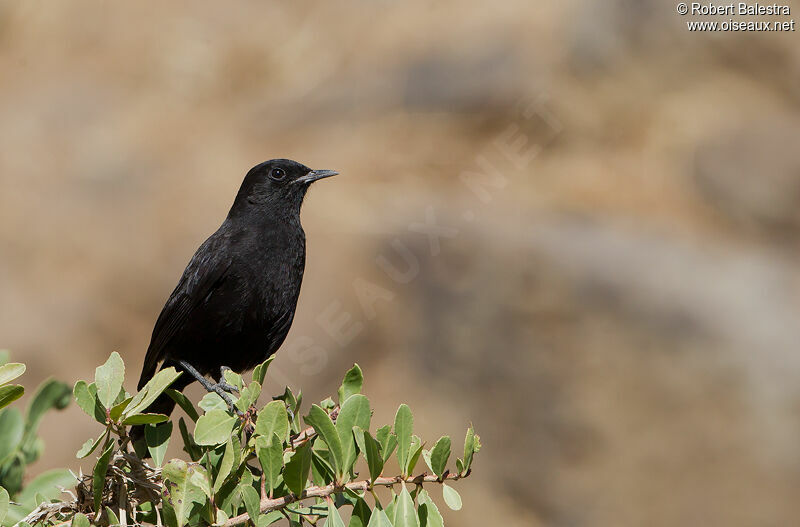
[229,159,337,219]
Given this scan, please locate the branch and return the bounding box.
[287,406,338,450]
[223,471,469,527]
[289,425,316,449]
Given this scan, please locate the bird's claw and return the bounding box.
[217,381,240,394]
[209,384,244,417]
[219,366,240,394]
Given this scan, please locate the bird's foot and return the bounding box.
[217,381,240,394]
[218,366,240,394]
[175,360,244,416]
[207,383,243,417]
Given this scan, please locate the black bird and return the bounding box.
[132,159,336,441]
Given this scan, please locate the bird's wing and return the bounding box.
[138,236,232,389]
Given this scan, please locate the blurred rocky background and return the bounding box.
[1,1,799,525]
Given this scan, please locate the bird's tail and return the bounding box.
[129,364,194,453]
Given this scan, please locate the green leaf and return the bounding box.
[354,427,383,482]
[353,426,367,456]
[94,352,125,409]
[235,381,261,412]
[19,436,43,465]
[179,417,202,461]
[0,408,24,463]
[252,356,275,385]
[0,486,8,526]
[394,484,420,527]
[276,386,298,413]
[0,362,25,386]
[240,484,261,524]
[222,369,243,391]
[417,489,444,527]
[73,381,105,423]
[216,509,230,526]
[145,421,173,467]
[15,468,75,512]
[216,463,246,516]
[311,445,336,486]
[393,404,413,475]
[21,378,70,443]
[342,485,365,503]
[123,367,181,418]
[256,433,283,498]
[198,392,228,412]
[166,388,200,422]
[325,498,346,527]
[376,425,397,463]
[255,400,289,443]
[462,426,480,474]
[336,394,371,475]
[422,449,433,474]
[337,364,363,403]
[442,484,462,511]
[108,396,132,422]
[366,508,393,527]
[0,385,24,411]
[122,413,168,425]
[305,404,345,479]
[0,350,8,366]
[349,498,372,527]
[0,456,24,496]
[194,409,236,446]
[112,386,128,406]
[104,507,120,526]
[257,511,284,526]
[275,386,303,433]
[162,459,209,527]
[428,436,450,478]
[190,464,213,505]
[24,380,67,432]
[384,491,397,524]
[71,512,90,527]
[93,440,114,511]
[76,430,108,459]
[213,436,238,493]
[290,392,304,433]
[283,442,312,496]
[407,436,425,474]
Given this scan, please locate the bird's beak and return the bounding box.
[294,169,338,185]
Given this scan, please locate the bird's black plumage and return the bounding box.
[132,159,336,439]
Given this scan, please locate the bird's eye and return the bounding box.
[269,168,286,181]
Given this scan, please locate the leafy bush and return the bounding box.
[0,352,479,526]
[0,351,73,526]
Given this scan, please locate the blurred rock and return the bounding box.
[403,46,523,113]
[694,118,800,238]
[356,213,800,525]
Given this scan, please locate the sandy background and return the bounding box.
[1,1,799,525]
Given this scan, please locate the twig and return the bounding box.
[51,519,158,527]
[222,471,468,527]
[289,426,316,449]
[288,406,338,450]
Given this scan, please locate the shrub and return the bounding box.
[0,351,479,527]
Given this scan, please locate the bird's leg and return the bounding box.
[217,366,240,394]
[176,360,242,416]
